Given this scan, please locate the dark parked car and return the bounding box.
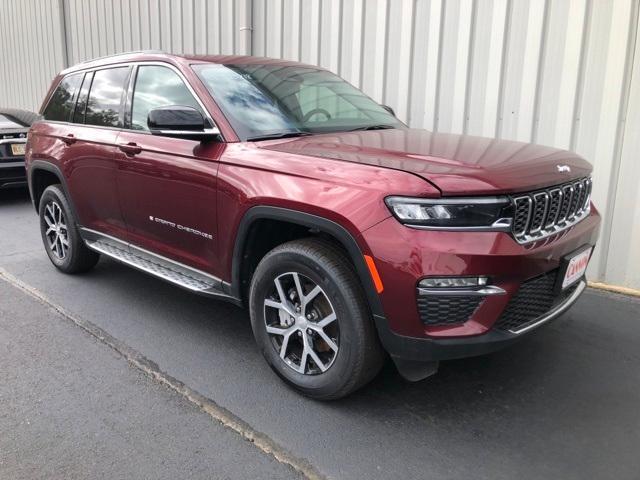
[26,52,600,399]
[0,109,38,190]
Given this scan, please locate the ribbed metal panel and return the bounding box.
[0,0,638,289]
[0,0,66,112]
[253,0,640,290]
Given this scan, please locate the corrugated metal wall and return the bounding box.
[0,0,67,113]
[0,0,639,288]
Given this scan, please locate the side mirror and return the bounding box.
[147,106,219,140]
[381,105,396,117]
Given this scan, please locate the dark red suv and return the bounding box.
[26,52,600,399]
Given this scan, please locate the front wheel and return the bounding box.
[249,238,383,400]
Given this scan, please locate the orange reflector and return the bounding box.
[364,255,384,293]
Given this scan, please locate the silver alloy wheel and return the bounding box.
[264,272,340,375]
[43,200,69,260]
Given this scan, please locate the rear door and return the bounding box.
[39,66,131,239]
[114,63,224,277]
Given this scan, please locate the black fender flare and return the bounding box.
[230,206,386,319]
[28,160,79,221]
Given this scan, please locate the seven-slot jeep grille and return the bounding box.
[511,177,591,243]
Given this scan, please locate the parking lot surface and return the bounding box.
[1,188,639,479]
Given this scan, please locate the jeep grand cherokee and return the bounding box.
[26,52,600,399]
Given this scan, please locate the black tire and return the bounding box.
[38,184,99,273]
[249,238,383,400]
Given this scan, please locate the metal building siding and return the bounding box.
[253,0,640,289]
[0,0,638,289]
[0,0,66,112]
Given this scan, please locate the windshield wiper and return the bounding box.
[348,124,396,131]
[246,131,312,142]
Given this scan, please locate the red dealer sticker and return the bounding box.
[562,247,592,289]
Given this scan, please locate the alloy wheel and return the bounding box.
[263,272,340,375]
[43,200,69,260]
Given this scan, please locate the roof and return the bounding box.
[60,51,321,75]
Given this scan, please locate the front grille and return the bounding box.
[418,295,483,326]
[511,177,591,243]
[494,269,580,333]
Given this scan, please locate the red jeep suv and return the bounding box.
[26,52,600,399]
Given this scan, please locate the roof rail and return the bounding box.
[76,50,167,65]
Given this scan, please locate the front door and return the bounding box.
[114,64,224,277]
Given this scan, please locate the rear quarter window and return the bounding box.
[42,73,83,122]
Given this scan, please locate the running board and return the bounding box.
[81,228,237,301]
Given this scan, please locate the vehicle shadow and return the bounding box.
[42,255,640,478]
[0,187,31,207]
[83,255,637,417]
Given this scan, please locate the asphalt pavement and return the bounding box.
[1,187,639,480]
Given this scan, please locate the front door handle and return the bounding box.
[118,142,142,156]
[62,134,76,145]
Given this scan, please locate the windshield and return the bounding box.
[0,114,25,129]
[193,63,403,140]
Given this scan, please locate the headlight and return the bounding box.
[385,196,513,230]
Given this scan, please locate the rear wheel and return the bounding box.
[39,185,99,273]
[249,238,383,400]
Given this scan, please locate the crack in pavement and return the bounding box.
[0,266,327,480]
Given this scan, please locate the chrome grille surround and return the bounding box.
[511,177,592,244]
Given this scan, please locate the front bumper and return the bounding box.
[361,207,600,361]
[373,279,586,361]
[0,138,27,188]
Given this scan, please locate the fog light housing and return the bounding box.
[419,276,489,288]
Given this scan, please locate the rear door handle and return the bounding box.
[62,134,76,145]
[118,142,142,156]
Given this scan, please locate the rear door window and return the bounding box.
[42,73,83,122]
[84,67,130,128]
[130,65,202,131]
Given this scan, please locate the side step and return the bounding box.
[82,229,236,301]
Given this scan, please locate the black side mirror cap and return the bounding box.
[147,106,220,140]
[148,105,206,131]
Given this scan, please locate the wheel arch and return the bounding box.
[28,161,79,220]
[230,206,386,319]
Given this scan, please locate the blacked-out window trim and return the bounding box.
[72,71,93,125]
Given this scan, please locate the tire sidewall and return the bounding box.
[38,185,79,271]
[249,248,364,396]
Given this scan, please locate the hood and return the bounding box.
[261,129,592,195]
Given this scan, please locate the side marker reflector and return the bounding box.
[364,255,384,293]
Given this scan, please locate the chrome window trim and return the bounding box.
[126,61,221,138]
[39,60,224,141]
